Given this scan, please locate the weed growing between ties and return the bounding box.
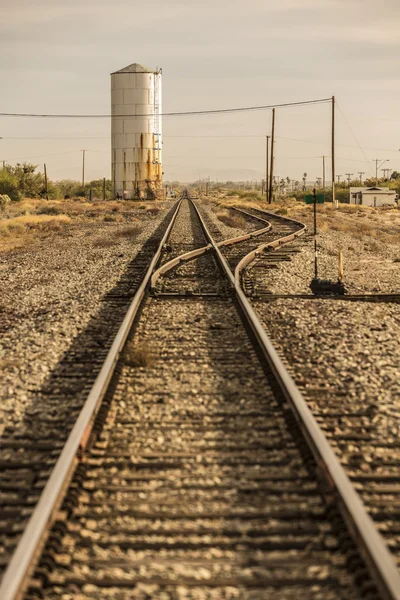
[124,342,156,368]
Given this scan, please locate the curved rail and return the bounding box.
[191,198,400,600]
[0,199,182,600]
[151,207,272,289]
[234,220,306,284]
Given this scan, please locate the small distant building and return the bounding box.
[349,186,397,207]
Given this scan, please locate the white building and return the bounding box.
[111,63,162,200]
[349,186,397,207]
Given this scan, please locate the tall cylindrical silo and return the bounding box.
[111,63,162,200]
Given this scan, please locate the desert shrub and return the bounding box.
[37,205,62,216]
[146,207,160,216]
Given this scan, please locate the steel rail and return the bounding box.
[234,204,308,228]
[234,221,306,284]
[150,244,213,289]
[0,199,183,600]
[191,198,400,600]
[252,292,400,302]
[151,211,272,289]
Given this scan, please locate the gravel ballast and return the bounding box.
[0,206,172,438]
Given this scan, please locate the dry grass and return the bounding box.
[0,214,70,234]
[0,214,71,252]
[216,210,246,229]
[124,342,155,368]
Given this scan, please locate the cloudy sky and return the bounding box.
[1,0,400,183]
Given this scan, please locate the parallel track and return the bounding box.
[1,194,399,599]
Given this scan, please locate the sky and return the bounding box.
[1,0,400,183]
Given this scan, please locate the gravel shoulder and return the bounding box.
[0,203,173,437]
[258,205,399,294]
[253,299,400,523]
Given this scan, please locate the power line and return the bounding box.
[2,136,109,140]
[0,150,82,161]
[0,149,108,162]
[336,102,375,177]
[0,97,332,119]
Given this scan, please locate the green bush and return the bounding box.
[0,170,21,201]
[7,163,45,198]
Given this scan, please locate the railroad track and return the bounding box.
[1,193,400,599]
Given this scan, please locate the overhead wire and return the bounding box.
[0,97,332,119]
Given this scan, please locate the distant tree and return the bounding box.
[390,171,400,180]
[84,178,113,200]
[55,178,113,200]
[56,179,82,198]
[302,173,307,191]
[7,163,45,198]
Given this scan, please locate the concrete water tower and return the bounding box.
[111,63,162,199]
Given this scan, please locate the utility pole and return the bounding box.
[275,175,280,200]
[321,155,327,189]
[345,173,353,186]
[43,164,48,200]
[332,96,337,208]
[268,109,275,204]
[102,177,106,201]
[81,150,86,187]
[265,135,270,203]
[358,172,365,184]
[313,188,318,279]
[373,158,389,186]
[337,175,341,184]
